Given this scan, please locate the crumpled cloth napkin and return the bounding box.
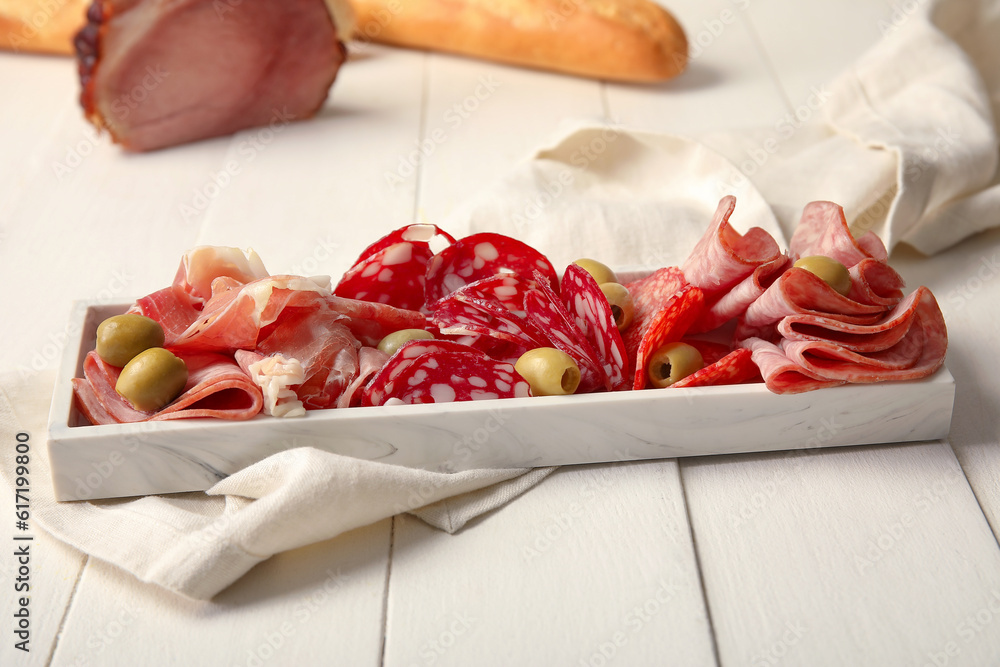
[2,0,997,601]
[696,0,999,254]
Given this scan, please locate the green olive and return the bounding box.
[793,255,852,296]
[115,348,188,412]
[646,342,703,388]
[96,314,166,367]
[573,259,617,286]
[514,347,581,396]
[377,328,434,356]
[599,282,635,331]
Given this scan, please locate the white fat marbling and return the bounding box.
[47,302,956,501]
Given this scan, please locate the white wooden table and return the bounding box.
[4,1,1000,665]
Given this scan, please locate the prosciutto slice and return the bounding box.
[75,0,350,152]
[168,274,425,351]
[254,309,361,410]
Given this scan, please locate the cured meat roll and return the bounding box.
[75,0,352,151]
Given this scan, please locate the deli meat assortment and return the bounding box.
[70,196,949,426]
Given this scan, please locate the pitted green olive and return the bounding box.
[115,348,188,412]
[514,347,581,397]
[646,342,703,388]
[96,314,166,367]
[599,282,635,331]
[793,255,852,296]
[377,328,434,356]
[573,258,617,287]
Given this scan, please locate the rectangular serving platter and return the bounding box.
[47,300,956,501]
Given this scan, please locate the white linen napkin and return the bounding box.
[1,0,997,601]
[697,0,999,254]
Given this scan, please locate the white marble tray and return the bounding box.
[47,301,956,501]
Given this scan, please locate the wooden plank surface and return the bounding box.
[49,520,392,667]
[1,1,998,666]
[383,463,718,666]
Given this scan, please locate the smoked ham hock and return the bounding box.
[74,0,353,152]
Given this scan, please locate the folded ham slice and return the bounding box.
[75,0,349,151]
[680,195,788,334]
[72,350,264,424]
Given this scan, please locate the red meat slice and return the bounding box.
[680,195,783,297]
[780,288,947,382]
[776,287,927,353]
[168,275,425,351]
[739,288,946,392]
[632,286,705,390]
[622,266,690,365]
[424,232,558,306]
[371,351,530,405]
[76,0,348,152]
[847,258,905,308]
[430,275,548,349]
[72,350,263,424]
[789,201,888,265]
[334,241,434,311]
[671,348,760,388]
[255,309,361,409]
[335,224,456,311]
[337,347,390,409]
[736,267,888,342]
[349,224,456,268]
[739,337,844,394]
[362,339,491,407]
[560,264,629,391]
[524,270,609,393]
[131,284,202,344]
[688,254,790,334]
[680,338,733,366]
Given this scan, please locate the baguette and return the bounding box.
[0,0,88,54]
[350,0,688,82]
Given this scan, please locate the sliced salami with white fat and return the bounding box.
[559,264,629,391]
[524,270,609,393]
[424,232,558,307]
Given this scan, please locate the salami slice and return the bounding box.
[739,337,844,394]
[688,254,790,334]
[847,258,905,308]
[560,264,629,391]
[680,338,733,367]
[361,339,491,406]
[735,267,889,343]
[776,287,926,354]
[350,223,456,267]
[633,286,705,390]
[371,351,531,405]
[524,270,609,393]
[779,288,947,382]
[671,348,760,388]
[334,241,434,311]
[424,232,558,306]
[789,201,885,266]
[432,295,544,348]
[680,195,783,296]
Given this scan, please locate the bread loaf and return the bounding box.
[0,0,88,54]
[350,0,688,82]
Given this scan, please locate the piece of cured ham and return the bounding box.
[75,0,352,151]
